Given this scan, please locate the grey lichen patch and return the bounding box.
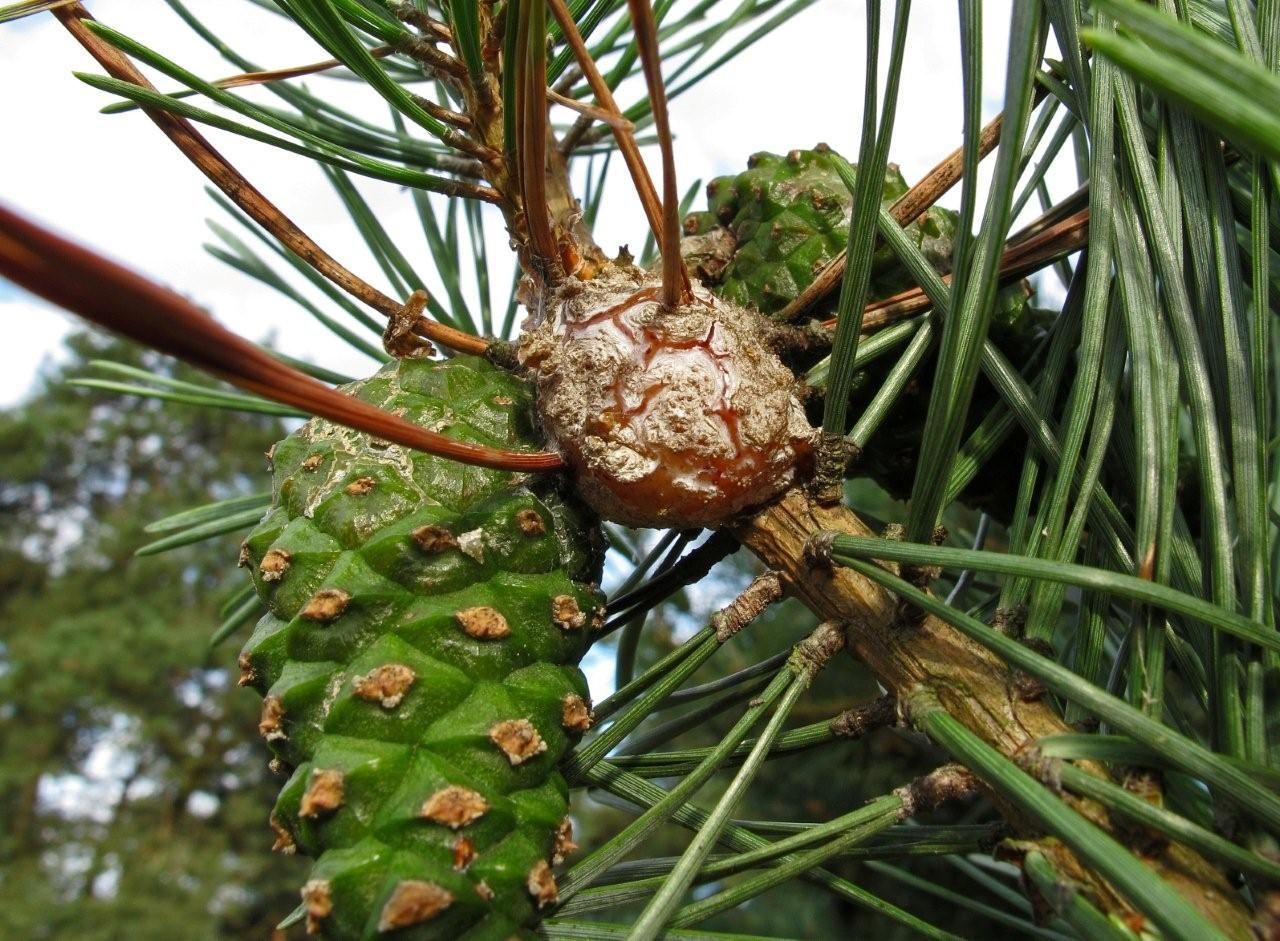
[259,548,292,583]
[560,693,593,732]
[412,524,458,554]
[452,835,477,872]
[515,509,546,535]
[258,695,286,741]
[353,663,416,709]
[269,814,296,854]
[344,475,377,495]
[420,785,489,829]
[301,879,333,935]
[488,718,546,765]
[551,594,586,631]
[526,859,558,909]
[552,817,578,864]
[299,768,345,818]
[301,588,351,623]
[377,880,454,932]
[455,606,511,640]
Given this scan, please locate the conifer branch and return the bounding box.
[547,0,665,248]
[626,0,692,307]
[53,3,488,357]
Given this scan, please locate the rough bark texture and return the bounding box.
[736,488,1253,939]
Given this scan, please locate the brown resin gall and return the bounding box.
[520,265,814,529]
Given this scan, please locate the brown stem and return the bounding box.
[441,126,503,164]
[625,0,691,307]
[387,2,453,44]
[0,204,562,472]
[734,489,1253,937]
[553,63,584,97]
[547,0,665,247]
[517,2,561,277]
[547,87,635,131]
[53,3,485,357]
[559,109,596,155]
[416,96,475,130]
[1008,181,1090,246]
[824,205,1090,333]
[394,35,468,82]
[420,0,604,283]
[709,572,783,641]
[829,694,897,739]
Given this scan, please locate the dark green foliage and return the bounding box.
[237,356,606,939]
[841,295,1051,511]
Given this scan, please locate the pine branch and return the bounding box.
[735,489,1254,936]
[54,3,483,356]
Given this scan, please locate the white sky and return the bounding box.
[0,0,1043,407]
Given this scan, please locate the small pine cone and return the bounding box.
[236,357,605,936]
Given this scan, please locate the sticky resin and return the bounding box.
[521,264,815,529]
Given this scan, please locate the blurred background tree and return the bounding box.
[0,330,303,938]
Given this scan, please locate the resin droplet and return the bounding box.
[521,266,814,528]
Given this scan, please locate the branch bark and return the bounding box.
[735,488,1253,938]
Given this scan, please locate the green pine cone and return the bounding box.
[236,356,605,939]
[685,144,956,315]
